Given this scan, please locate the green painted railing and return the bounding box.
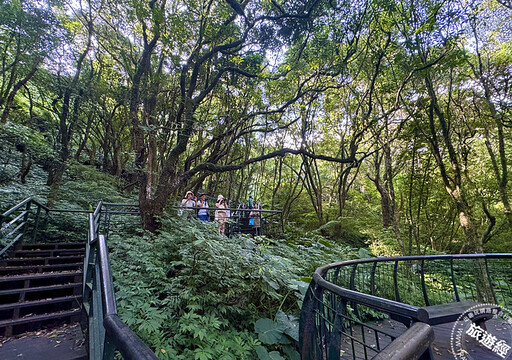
[0,197,50,257]
[1,198,158,359]
[83,201,158,360]
[299,254,512,360]
[0,197,97,257]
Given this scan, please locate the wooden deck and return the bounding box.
[340,318,512,359]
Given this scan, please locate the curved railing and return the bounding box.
[299,254,512,360]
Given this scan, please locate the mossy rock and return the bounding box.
[313,220,367,248]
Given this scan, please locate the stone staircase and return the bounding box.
[0,242,84,338]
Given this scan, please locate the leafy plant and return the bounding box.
[254,311,300,360]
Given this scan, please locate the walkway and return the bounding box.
[0,323,86,360]
[340,318,511,359]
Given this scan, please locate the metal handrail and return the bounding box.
[0,197,49,256]
[372,322,434,360]
[1,198,158,358]
[299,253,512,360]
[1,197,32,218]
[0,197,96,257]
[84,201,158,360]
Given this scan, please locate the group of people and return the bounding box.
[181,191,261,235]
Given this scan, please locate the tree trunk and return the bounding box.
[1,59,39,123]
[46,18,93,203]
[370,148,405,254]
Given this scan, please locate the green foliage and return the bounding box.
[0,122,53,161]
[0,136,49,204]
[253,311,300,360]
[108,214,355,359]
[312,219,367,248]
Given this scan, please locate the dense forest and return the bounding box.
[1,0,512,358]
[2,0,512,254]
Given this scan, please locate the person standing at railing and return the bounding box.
[181,191,196,218]
[215,194,229,235]
[197,192,209,221]
[249,204,261,236]
[246,194,254,218]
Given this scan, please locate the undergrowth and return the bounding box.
[0,133,362,359]
[108,215,359,359]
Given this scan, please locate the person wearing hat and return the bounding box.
[249,204,261,235]
[181,191,196,218]
[197,192,209,221]
[215,194,229,235]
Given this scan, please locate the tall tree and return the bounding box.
[46,0,98,205]
[0,1,59,123]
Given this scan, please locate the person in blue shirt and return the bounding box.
[197,192,209,221]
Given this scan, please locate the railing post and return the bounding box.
[327,299,346,360]
[370,261,378,295]
[300,281,324,360]
[102,334,116,360]
[420,259,430,306]
[484,258,497,304]
[350,264,359,317]
[450,258,460,302]
[88,247,106,359]
[393,260,401,302]
[20,200,31,243]
[32,205,42,241]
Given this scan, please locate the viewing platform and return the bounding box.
[299,254,512,360]
[176,204,284,236]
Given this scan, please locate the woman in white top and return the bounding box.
[181,191,196,217]
[215,194,229,235]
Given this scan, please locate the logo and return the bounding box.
[451,303,512,360]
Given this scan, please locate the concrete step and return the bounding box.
[0,323,86,359]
